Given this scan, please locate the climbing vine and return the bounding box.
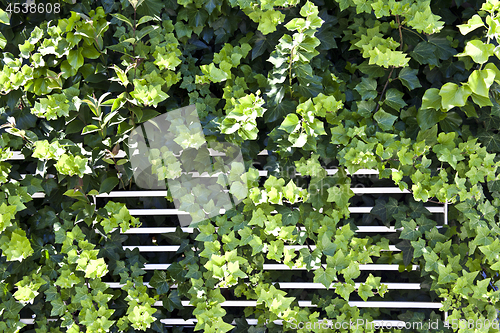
[0,0,499,332]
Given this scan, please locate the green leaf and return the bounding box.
[327,184,354,207]
[410,42,439,66]
[398,67,421,91]
[265,100,297,123]
[356,100,376,117]
[279,114,300,133]
[437,264,458,284]
[384,88,407,110]
[68,48,84,70]
[84,258,108,278]
[478,132,500,152]
[313,267,337,289]
[229,181,248,201]
[457,40,495,64]
[136,0,164,17]
[417,108,445,130]
[358,283,374,301]
[400,219,422,241]
[0,228,34,261]
[200,63,228,83]
[374,108,398,131]
[137,15,159,26]
[291,132,308,147]
[0,32,6,49]
[111,13,134,27]
[99,177,119,194]
[149,270,170,294]
[335,282,355,301]
[467,69,495,98]
[421,88,441,110]
[458,14,485,35]
[0,9,9,25]
[416,124,438,146]
[395,240,414,266]
[299,248,322,270]
[50,298,66,317]
[82,125,99,134]
[427,35,457,60]
[355,77,378,100]
[439,83,471,111]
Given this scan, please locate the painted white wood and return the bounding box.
[104,282,421,290]
[122,245,401,252]
[148,300,440,309]
[142,264,419,271]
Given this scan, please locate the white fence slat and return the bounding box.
[149,300,440,309]
[103,282,421,290]
[142,264,419,271]
[122,245,401,252]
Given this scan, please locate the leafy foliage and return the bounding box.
[0,0,500,332]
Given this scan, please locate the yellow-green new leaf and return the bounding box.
[458,14,485,35]
[439,83,471,111]
[457,40,494,64]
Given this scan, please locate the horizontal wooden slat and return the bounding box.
[120,206,444,216]
[7,150,269,160]
[31,184,424,201]
[119,225,444,234]
[31,186,413,199]
[18,318,434,325]
[142,264,419,271]
[149,300,440,309]
[122,245,401,252]
[104,282,421,290]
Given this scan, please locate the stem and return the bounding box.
[400,26,426,41]
[479,36,491,70]
[289,46,295,99]
[374,66,395,114]
[132,7,138,80]
[396,15,403,51]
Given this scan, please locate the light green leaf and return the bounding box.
[0,32,6,49]
[313,267,337,289]
[279,114,300,133]
[82,125,99,134]
[111,13,134,28]
[458,14,485,35]
[457,40,495,64]
[358,284,374,301]
[467,69,495,98]
[421,88,442,110]
[0,9,9,25]
[439,83,471,111]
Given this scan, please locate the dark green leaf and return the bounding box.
[417,108,445,131]
[478,132,500,152]
[395,240,414,266]
[149,270,170,294]
[410,42,439,66]
[398,67,422,90]
[99,177,119,193]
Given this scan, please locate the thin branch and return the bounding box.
[396,15,403,51]
[400,26,426,42]
[374,66,395,114]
